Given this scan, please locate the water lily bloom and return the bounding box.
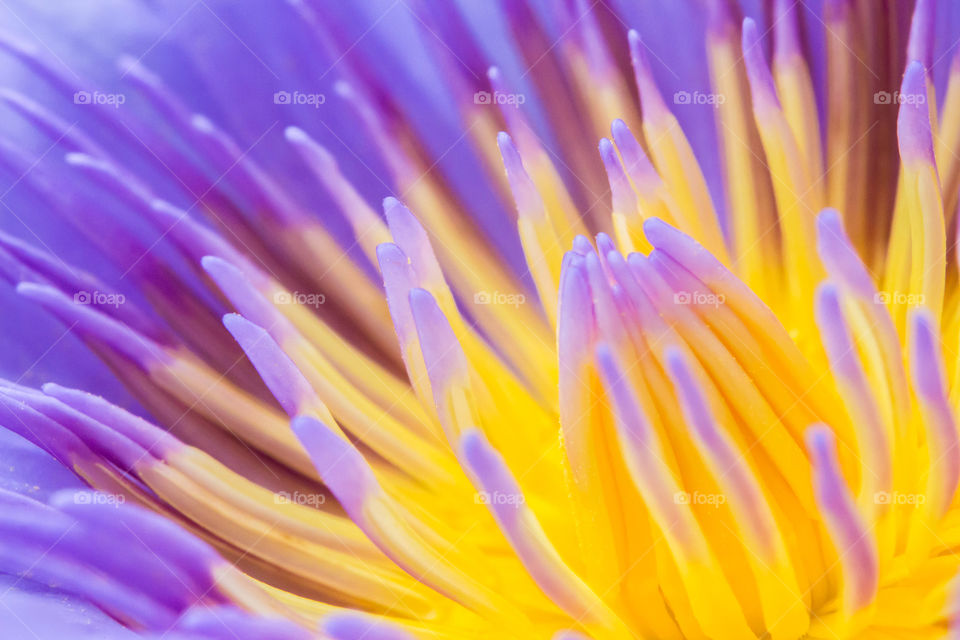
[2,0,960,638]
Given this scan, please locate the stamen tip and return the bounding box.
[627,29,669,123]
[742,18,780,114]
[382,195,402,213]
[283,125,308,143]
[907,0,934,68]
[897,61,934,167]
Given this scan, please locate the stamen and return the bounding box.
[628,30,730,264]
[807,425,879,621]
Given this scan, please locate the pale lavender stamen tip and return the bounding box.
[667,349,734,466]
[598,137,615,157]
[284,125,336,167]
[610,118,631,141]
[118,53,166,97]
[572,235,593,256]
[497,130,518,161]
[223,313,313,417]
[814,282,861,381]
[201,256,294,342]
[642,216,673,241]
[377,242,418,346]
[597,138,621,180]
[282,125,308,144]
[742,18,781,113]
[459,428,525,527]
[595,344,653,453]
[907,0,934,69]
[558,255,594,367]
[816,208,876,298]
[595,344,624,391]
[383,196,402,214]
[596,233,617,257]
[498,132,543,217]
[806,422,878,609]
[610,118,658,187]
[291,414,376,516]
[909,308,945,400]
[63,151,94,167]
[334,80,354,99]
[599,138,633,213]
[409,287,467,387]
[628,29,669,122]
[190,113,214,133]
[897,61,934,167]
[383,197,430,257]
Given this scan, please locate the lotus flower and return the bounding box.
[0,0,959,638]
